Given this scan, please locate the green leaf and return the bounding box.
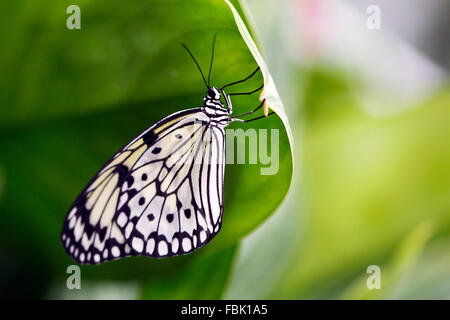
[0,0,293,299]
[0,165,4,199]
[225,0,294,154]
[141,244,238,299]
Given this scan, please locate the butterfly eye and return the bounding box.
[207,88,216,98]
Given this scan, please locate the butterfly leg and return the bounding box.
[230,99,276,122]
[232,99,266,118]
[232,111,275,123]
[220,87,233,114]
[228,84,263,96]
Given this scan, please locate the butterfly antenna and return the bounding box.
[207,34,217,87]
[181,42,209,88]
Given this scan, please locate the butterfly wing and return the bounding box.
[61,108,226,264]
[118,122,226,257]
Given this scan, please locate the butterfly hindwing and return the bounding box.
[117,118,226,257]
[61,107,226,264]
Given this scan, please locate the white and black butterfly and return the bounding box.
[61,37,273,264]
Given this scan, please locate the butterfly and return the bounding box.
[61,36,274,264]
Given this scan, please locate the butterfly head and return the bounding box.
[206,87,221,101]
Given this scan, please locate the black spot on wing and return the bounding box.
[127,189,138,199]
[99,226,107,242]
[126,175,134,188]
[84,221,94,238]
[130,216,139,224]
[152,147,162,154]
[142,130,157,144]
[115,164,129,180]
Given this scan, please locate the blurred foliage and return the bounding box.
[0,0,292,299]
[341,220,435,299]
[268,67,450,299]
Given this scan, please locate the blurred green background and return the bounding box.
[1,0,450,299]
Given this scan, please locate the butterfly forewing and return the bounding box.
[61,108,226,264]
